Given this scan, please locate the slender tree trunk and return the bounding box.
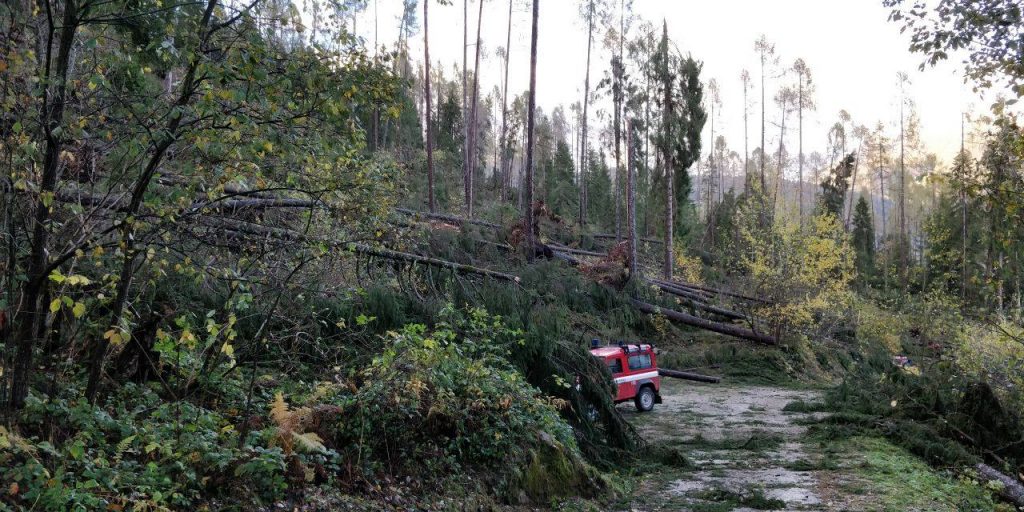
[10,0,80,410]
[424,2,437,212]
[580,1,593,228]
[615,0,625,239]
[466,0,484,217]
[662,28,674,279]
[85,0,218,403]
[743,78,749,192]
[845,138,862,228]
[760,56,766,191]
[798,76,804,223]
[462,0,470,213]
[499,0,512,202]
[627,119,638,278]
[899,99,907,281]
[773,100,787,212]
[524,0,539,261]
[879,141,887,238]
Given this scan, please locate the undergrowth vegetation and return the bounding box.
[809,291,1024,488]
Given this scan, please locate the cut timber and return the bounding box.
[395,208,501,229]
[658,368,721,383]
[975,464,1024,508]
[631,299,776,345]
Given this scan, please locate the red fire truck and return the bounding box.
[590,342,662,412]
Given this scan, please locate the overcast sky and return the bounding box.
[350,0,991,167]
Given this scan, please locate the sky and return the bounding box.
[350,0,990,168]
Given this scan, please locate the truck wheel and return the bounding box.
[635,386,655,412]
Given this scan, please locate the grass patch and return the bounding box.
[832,436,999,511]
[689,488,785,510]
[782,399,828,412]
[783,457,838,471]
[682,432,786,452]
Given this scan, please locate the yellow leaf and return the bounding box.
[72,302,86,318]
[49,299,62,313]
[221,343,234,357]
[67,275,91,286]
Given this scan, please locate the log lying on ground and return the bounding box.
[394,207,502,229]
[975,463,1024,508]
[649,277,769,304]
[644,279,748,321]
[200,217,520,282]
[631,299,777,345]
[350,244,520,282]
[658,368,721,383]
[548,243,605,258]
[592,233,663,245]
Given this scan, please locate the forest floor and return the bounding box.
[614,378,990,512]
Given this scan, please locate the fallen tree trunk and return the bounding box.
[658,368,721,383]
[350,244,520,282]
[650,277,769,304]
[592,233,663,245]
[631,299,777,345]
[644,279,748,321]
[548,243,605,258]
[975,464,1024,508]
[198,218,520,283]
[394,207,502,229]
[646,278,716,302]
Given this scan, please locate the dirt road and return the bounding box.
[621,379,828,511]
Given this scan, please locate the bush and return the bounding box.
[322,311,604,501]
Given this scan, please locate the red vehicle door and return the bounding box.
[604,354,632,401]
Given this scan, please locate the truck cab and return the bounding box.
[590,342,662,411]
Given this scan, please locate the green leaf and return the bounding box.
[72,302,86,318]
[49,299,61,313]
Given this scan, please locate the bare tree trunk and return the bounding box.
[627,119,638,279]
[462,0,470,213]
[524,0,539,261]
[760,56,766,191]
[743,73,749,193]
[879,141,887,238]
[10,0,80,410]
[773,99,787,213]
[845,138,862,228]
[798,75,804,223]
[499,0,512,202]
[899,98,907,281]
[424,0,436,213]
[580,0,593,228]
[663,36,674,280]
[466,0,484,218]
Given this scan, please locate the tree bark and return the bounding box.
[627,119,638,279]
[424,0,436,212]
[524,0,539,261]
[85,0,219,403]
[10,0,81,410]
[466,0,484,217]
[975,463,1024,508]
[499,0,513,202]
[658,368,721,383]
[579,0,593,228]
[631,299,777,345]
